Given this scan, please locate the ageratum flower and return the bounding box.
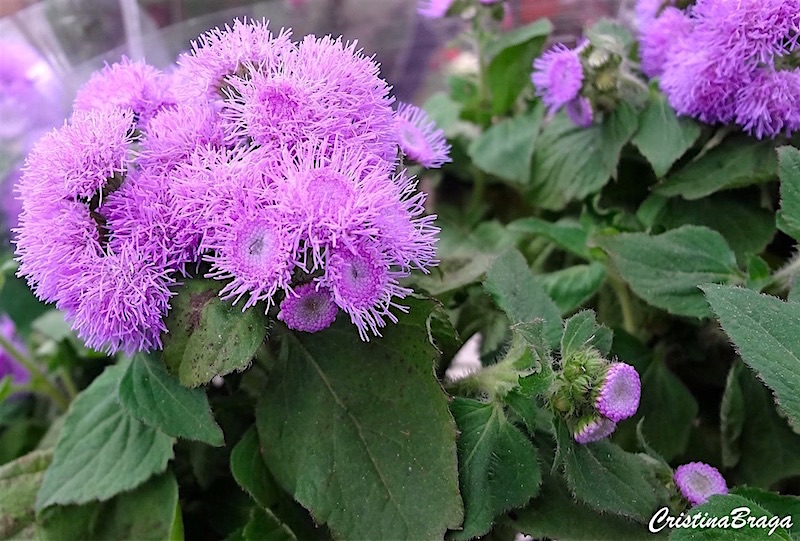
[395,103,451,168]
[531,45,584,112]
[278,283,339,332]
[674,462,728,506]
[734,69,800,139]
[573,415,617,444]
[639,7,692,78]
[73,57,174,127]
[0,315,30,387]
[565,96,594,127]
[418,0,453,19]
[594,362,641,422]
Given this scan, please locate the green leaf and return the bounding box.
[119,353,224,446]
[599,226,741,318]
[557,424,661,522]
[561,310,612,358]
[255,298,463,541]
[449,399,541,540]
[636,360,698,461]
[508,217,590,259]
[541,264,607,315]
[513,473,660,540]
[732,367,800,488]
[655,136,777,199]
[35,363,174,510]
[468,105,543,185]
[529,104,639,210]
[669,494,792,541]
[632,90,702,177]
[162,278,268,387]
[703,285,800,430]
[777,146,800,240]
[720,363,745,469]
[483,249,562,347]
[731,487,800,538]
[0,450,51,539]
[36,472,181,541]
[485,19,553,115]
[230,428,279,508]
[655,195,775,263]
[242,509,296,541]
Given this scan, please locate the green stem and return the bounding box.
[59,367,79,400]
[607,271,639,338]
[769,252,800,294]
[0,334,69,411]
[466,169,487,222]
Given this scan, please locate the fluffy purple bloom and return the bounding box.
[418,0,453,19]
[565,97,594,127]
[634,0,673,30]
[2,168,23,232]
[73,57,174,127]
[0,315,30,387]
[594,362,641,422]
[640,7,692,78]
[734,69,800,139]
[395,103,451,168]
[573,416,617,444]
[323,241,411,340]
[532,45,584,112]
[172,19,294,103]
[22,108,135,201]
[674,462,728,506]
[278,283,339,332]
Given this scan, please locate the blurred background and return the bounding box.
[0,0,625,240]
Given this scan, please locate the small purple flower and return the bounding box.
[532,45,584,112]
[734,69,800,139]
[640,7,693,78]
[73,57,174,127]
[573,416,617,444]
[594,362,641,422]
[565,96,594,127]
[418,0,453,19]
[395,103,451,168]
[634,0,673,30]
[278,283,339,332]
[674,462,728,506]
[323,241,411,340]
[0,314,30,387]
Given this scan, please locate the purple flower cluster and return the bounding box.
[0,315,30,389]
[674,462,728,506]
[16,20,444,354]
[531,43,593,126]
[638,0,800,138]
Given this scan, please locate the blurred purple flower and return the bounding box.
[0,315,30,387]
[640,7,692,78]
[674,462,728,506]
[278,283,339,332]
[418,0,453,19]
[395,103,451,168]
[565,96,594,127]
[532,45,584,112]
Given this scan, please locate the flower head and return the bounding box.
[73,57,174,126]
[674,462,728,506]
[594,362,641,422]
[634,0,673,30]
[640,7,693,78]
[278,283,339,332]
[532,45,584,112]
[734,69,800,139]
[418,0,453,19]
[565,96,594,127]
[0,315,30,387]
[573,416,617,444]
[395,103,450,168]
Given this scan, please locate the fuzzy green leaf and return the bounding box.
[777,146,800,240]
[0,450,51,539]
[560,310,612,359]
[669,494,792,540]
[541,264,607,315]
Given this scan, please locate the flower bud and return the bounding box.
[674,462,728,506]
[573,415,617,444]
[594,362,641,422]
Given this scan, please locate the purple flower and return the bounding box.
[734,69,800,139]
[22,108,135,201]
[418,0,453,18]
[172,18,294,103]
[634,0,673,30]
[323,240,411,340]
[674,462,728,506]
[565,96,594,127]
[573,416,617,444]
[0,315,30,387]
[640,7,692,78]
[73,57,174,127]
[532,45,584,112]
[395,103,451,168]
[278,283,339,332]
[594,362,641,422]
